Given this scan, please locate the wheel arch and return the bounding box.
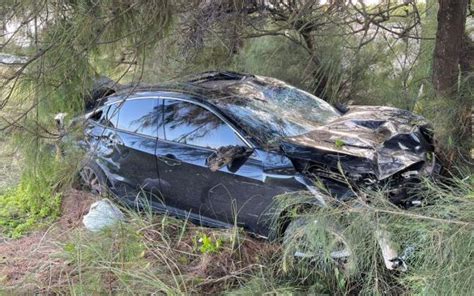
[269,198,324,241]
[80,157,113,189]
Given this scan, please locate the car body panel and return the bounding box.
[83,119,162,202]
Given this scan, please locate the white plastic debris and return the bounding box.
[83,199,125,232]
[54,112,68,129]
[376,228,407,271]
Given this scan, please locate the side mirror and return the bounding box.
[207,145,254,172]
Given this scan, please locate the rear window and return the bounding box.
[89,109,104,122]
[88,106,117,128]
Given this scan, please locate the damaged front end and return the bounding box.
[280,106,440,209]
[275,106,441,271]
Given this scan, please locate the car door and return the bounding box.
[155,98,280,232]
[92,97,162,203]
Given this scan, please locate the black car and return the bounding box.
[77,71,438,238]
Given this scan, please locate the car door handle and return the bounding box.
[159,154,181,166]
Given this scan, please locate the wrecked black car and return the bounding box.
[75,71,438,244]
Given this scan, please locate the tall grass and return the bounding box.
[232,174,474,295]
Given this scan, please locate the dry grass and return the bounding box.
[0,190,96,293]
[1,175,472,295]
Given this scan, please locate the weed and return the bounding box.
[2,172,472,295]
[258,174,474,295]
[194,232,223,254]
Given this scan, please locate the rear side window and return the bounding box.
[163,99,246,150]
[115,98,160,137]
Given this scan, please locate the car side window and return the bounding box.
[115,98,160,137]
[88,105,117,128]
[163,99,246,150]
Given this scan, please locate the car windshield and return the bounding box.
[210,77,341,146]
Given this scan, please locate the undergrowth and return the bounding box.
[256,174,474,295]
[0,139,81,238]
[37,202,273,295]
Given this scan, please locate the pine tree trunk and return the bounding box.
[432,0,468,95]
[431,0,471,161]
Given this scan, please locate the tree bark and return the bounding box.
[460,33,474,80]
[432,0,468,96]
[432,0,471,162]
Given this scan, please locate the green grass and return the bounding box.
[263,174,474,295]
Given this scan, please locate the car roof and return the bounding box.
[103,71,267,105]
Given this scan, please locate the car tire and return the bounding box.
[79,160,108,195]
[282,216,354,274]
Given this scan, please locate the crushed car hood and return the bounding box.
[280,106,434,180]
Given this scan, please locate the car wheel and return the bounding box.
[282,217,354,274]
[79,161,107,195]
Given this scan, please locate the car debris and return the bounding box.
[82,199,125,232]
[376,228,408,271]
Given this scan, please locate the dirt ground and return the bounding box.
[0,189,97,293]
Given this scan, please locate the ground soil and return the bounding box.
[0,189,96,293]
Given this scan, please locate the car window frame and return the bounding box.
[160,96,253,152]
